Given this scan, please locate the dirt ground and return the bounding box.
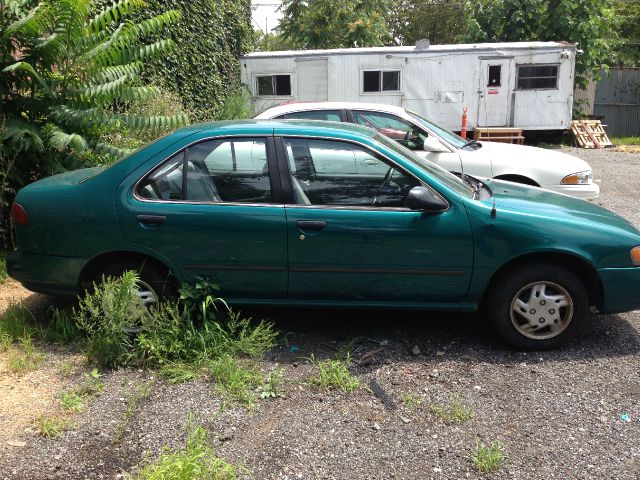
[1,147,639,480]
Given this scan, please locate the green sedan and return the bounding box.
[8,120,640,349]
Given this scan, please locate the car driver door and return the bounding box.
[277,135,473,304]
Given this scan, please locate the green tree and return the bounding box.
[390,0,466,46]
[461,0,614,87]
[277,0,394,49]
[610,0,640,65]
[0,0,187,247]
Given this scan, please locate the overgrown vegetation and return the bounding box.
[0,0,189,247]
[69,272,279,410]
[431,396,474,424]
[138,0,253,122]
[472,440,507,474]
[129,417,246,479]
[308,354,360,393]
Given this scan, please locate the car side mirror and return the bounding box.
[423,135,449,153]
[404,186,448,212]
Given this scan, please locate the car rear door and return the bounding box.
[115,135,288,300]
[275,135,474,304]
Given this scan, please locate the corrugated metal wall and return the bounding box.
[593,68,640,136]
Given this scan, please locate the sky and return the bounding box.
[251,0,283,34]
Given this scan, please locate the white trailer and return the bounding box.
[240,41,577,132]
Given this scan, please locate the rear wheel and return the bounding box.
[95,261,177,307]
[487,264,588,350]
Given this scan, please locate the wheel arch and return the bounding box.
[78,250,179,290]
[480,251,603,311]
[494,174,539,187]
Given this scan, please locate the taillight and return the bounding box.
[11,202,29,225]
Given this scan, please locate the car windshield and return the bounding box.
[373,133,474,198]
[408,111,470,149]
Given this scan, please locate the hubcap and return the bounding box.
[136,279,158,307]
[510,281,573,340]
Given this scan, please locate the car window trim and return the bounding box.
[275,109,348,123]
[274,134,449,213]
[133,134,285,207]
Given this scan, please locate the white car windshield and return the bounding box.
[373,133,474,198]
[408,111,469,150]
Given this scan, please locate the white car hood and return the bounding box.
[460,141,592,184]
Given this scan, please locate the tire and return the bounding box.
[95,260,177,307]
[486,263,588,350]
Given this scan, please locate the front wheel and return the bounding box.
[486,264,588,350]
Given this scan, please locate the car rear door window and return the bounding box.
[138,139,272,204]
[280,110,342,122]
[283,138,419,208]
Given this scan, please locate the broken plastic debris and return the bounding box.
[619,413,631,422]
[289,345,299,353]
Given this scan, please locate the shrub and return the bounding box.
[73,271,145,368]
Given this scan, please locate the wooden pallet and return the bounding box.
[473,127,525,144]
[570,120,613,149]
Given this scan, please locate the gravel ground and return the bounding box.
[1,147,639,480]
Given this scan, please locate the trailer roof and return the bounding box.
[241,41,576,59]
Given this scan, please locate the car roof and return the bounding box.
[254,102,409,118]
[171,119,377,138]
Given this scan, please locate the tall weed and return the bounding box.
[73,271,145,368]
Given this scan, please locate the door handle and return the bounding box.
[361,159,381,167]
[296,220,327,231]
[136,214,166,226]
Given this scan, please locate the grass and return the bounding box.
[209,355,261,408]
[431,397,474,424]
[129,418,246,479]
[472,440,507,474]
[0,253,7,284]
[8,336,43,373]
[59,368,104,413]
[399,392,423,410]
[259,368,284,399]
[60,391,86,412]
[308,354,360,393]
[35,416,68,438]
[611,136,640,146]
[114,381,155,443]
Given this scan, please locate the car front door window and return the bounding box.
[283,138,420,208]
[352,111,426,151]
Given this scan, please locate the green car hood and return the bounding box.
[487,179,639,234]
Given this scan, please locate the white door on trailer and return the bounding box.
[477,59,512,127]
[295,58,328,101]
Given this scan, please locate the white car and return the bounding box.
[255,102,599,200]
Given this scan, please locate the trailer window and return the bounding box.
[517,65,558,90]
[362,70,401,93]
[256,74,292,96]
[487,65,501,87]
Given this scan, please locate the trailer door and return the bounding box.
[477,59,512,127]
[296,57,328,101]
